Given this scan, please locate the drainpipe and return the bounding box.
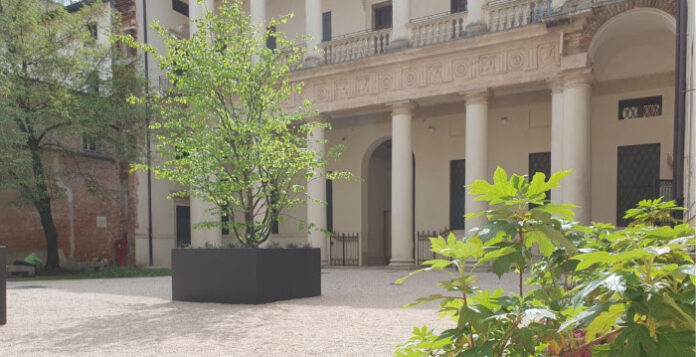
[141,0,153,265]
[673,0,687,218]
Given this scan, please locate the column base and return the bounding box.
[388,39,410,52]
[465,22,488,36]
[386,259,416,270]
[303,55,322,68]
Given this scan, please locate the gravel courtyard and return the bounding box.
[1,268,517,356]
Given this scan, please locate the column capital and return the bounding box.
[547,78,565,94]
[461,90,489,104]
[561,69,593,89]
[389,100,418,116]
[307,113,330,123]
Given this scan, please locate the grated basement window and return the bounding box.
[618,96,662,120]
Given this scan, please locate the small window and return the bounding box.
[373,2,392,30]
[618,96,662,120]
[451,0,467,13]
[322,12,332,42]
[82,136,100,153]
[266,25,277,50]
[172,0,189,17]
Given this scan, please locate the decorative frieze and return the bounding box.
[291,38,561,112]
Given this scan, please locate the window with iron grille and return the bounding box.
[373,2,392,30]
[618,96,662,120]
[451,0,467,13]
[172,0,189,17]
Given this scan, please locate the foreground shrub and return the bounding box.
[396,167,695,356]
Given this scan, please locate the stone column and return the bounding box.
[391,0,411,49]
[307,117,328,264]
[189,0,214,35]
[190,194,222,247]
[189,0,220,248]
[466,0,487,33]
[250,0,266,32]
[464,91,489,232]
[562,71,592,224]
[304,0,322,66]
[390,101,416,267]
[549,80,564,205]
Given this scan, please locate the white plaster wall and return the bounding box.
[590,76,675,225]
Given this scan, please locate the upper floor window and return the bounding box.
[172,0,189,17]
[82,136,101,153]
[322,12,332,42]
[451,0,467,13]
[373,2,392,30]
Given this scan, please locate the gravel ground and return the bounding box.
[0,268,518,357]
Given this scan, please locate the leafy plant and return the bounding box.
[395,167,695,356]
[118,0,349,248]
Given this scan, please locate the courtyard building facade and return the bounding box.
[130,0,695,268]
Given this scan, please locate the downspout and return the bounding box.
[53,158,75,261]
[142,0,153,265]
[674,0,687,217]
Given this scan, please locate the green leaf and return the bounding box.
[538,226,578,255]
[611,325,658,357]
[421,259,453,270]
[573,251,612,271]
[403,294,444,308]
[524,230,554,257]
[527,171,548,197]
[479,220,517,241]
[656,331,695,356]
[585,304,625,341]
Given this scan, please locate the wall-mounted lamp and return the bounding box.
[500,116,509,125]
[427,125,435,134]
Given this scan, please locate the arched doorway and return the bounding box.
[361,139,415,266]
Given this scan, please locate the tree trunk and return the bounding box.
[34,197,60,269]
[29,144,60,269]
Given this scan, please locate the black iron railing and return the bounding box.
[656,179,674,201]
[329,232,359,266]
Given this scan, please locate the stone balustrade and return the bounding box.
[409,11,468,48]
[486,0,553,32]
[318,28,391,65]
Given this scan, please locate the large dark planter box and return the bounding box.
[171,248,321,304]
[1,246,5,325]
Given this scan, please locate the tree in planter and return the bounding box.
[395,167,695,356]
[121,0,347,248]
[0,0,146,269]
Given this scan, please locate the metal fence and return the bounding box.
[329,232,359,266]
[656,179,674,202]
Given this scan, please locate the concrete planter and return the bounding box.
[1,246,5,325]
[171,248,321,304]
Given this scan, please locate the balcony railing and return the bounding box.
[410,11,468,48]
[315,0,561,67]
[486,0,553,32]
[318,28,391,65]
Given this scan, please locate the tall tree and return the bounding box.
[0,0,145,269]
[122,0,348,248]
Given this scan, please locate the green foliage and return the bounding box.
[396,167,695,356]
[118,0,349,248]
[0,0,146,268]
